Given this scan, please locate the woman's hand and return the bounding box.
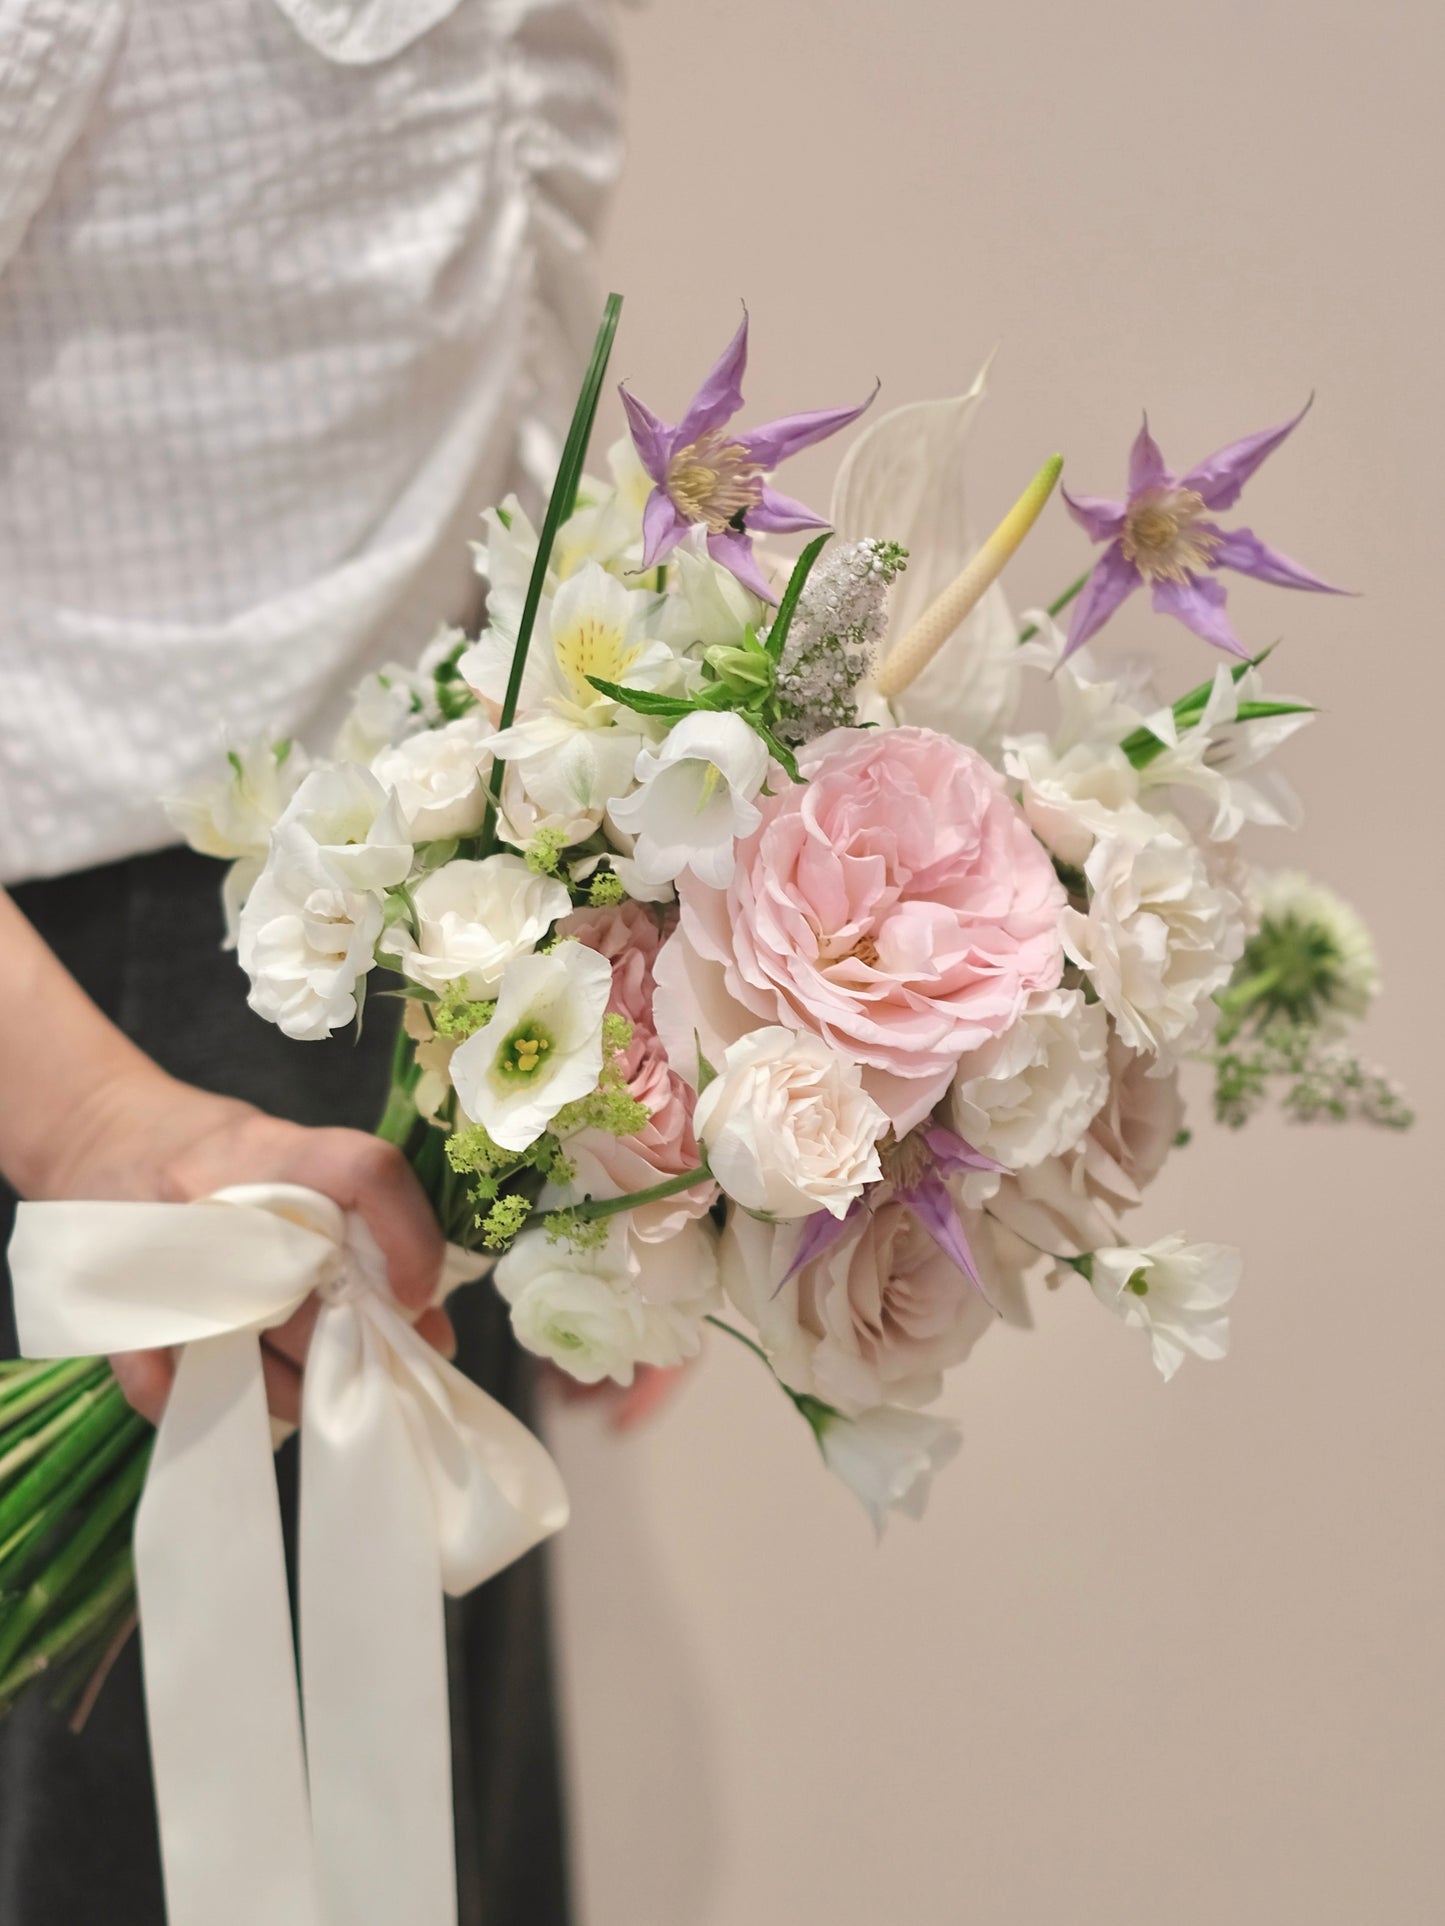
[39,1065,453,1427]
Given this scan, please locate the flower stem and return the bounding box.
[374,1020,420,1149]
[1016,571,1091,646]
[555,1166,711,1226]
[703,1313,772,1369]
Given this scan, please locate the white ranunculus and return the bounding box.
[449,943,613,1152]
[608,711,773,889]
[270,764,414,896]
[1003,737,1159,866]
[383,855,570,998]
[371,713,494,842]
[496,1216,717,1385]
[948,989,1110,1187]
[237,864,383,1041]
[1089,1236,1241,1381]
[813,1404,962,1538]
[693,1026,888,1218]
[1062,826,1246,1058]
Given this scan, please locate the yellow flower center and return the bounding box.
[666,430,765,533]
[1121,486,1220,585]
[552,612,642,708]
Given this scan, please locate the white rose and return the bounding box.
[496,1217,717,1385]
[812,1404,961,1538]
[1089,1236,1241,1381]
[370,713,494,842]
[693,1026,889,1219]
[450,943,613,1152]
[237,864,382,1041]
[948,989,1110,1186]
[384,856,569,998]
[608,711,773,890]
[1062,826,1246,1057]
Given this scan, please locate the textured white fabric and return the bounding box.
[0,0,623,885]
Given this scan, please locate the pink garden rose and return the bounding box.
[654,727,1066,1133]
[559,900,714,1241]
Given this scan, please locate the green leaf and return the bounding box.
[479,293,624,851]
[695,1033,718,1094]
[763,533,831,663]
[757,726,801,784]
[1121,653,1310,769]
[585,677,698,719]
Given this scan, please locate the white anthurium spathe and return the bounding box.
[1088,1236,1241,1381]
[449,942,614,1152]
[370,712,495,842]
[810,1404,962,1538]
[608,710,773,888]
[1136,664,1313,841]
[266,763,414,898]
[381,855,570,998]
[237,864,383,1042]
[830,370,1022,757]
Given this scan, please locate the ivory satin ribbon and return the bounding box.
[8,1183,569,1926]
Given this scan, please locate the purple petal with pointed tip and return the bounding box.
[782,1200,862,1286]
[1151,574,1250,657]
[1063,541,1142,656]
[738,381,879,470]
[1062,486,1126,545]
[1181,397,1313,512]
[922,1124,1006,1176]
[619,385,675,485]
[1210,525,1347,595]
[1129,416,1171,496]
[676,310,750,444]
[707,527,779,604]
[748,481,831,536]
[640,487,687,570]
[902,1176,1003,1313]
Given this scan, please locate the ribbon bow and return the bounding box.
[9,1183,568,1926]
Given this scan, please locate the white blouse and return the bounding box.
[0,0,624,884]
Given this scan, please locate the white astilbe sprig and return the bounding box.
[772,538,907,746]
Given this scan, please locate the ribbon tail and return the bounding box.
[300,1305,457,1926]
[135,1334,322,1926]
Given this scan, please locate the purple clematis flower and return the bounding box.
[619,311,875,603]
[1062,402,1346,659]
[783,1124,1005,1311]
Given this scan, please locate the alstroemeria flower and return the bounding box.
[1063,405,1345,658]
[619,311,874,603]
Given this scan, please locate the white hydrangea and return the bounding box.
[947,989,1111,1190]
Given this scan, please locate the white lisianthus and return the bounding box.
[237,866,383,1041]
[164,735,311,943]
[947,989,1110,1188]
[371,713,494,842]
[811,1404,961,1538]
[449,943,613,1152]
[495,1216,717,1385]
[382,856,570,998]
[270,764,413,896]
[1089,1236,1241,1381]
[1063,827,1246,1057]
[608,711,773,889]
[693,1026,888,1218]
[1003,737,1158,865]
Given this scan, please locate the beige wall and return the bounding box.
[550,3,1445,1921]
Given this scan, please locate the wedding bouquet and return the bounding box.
[0,295,1410,1719]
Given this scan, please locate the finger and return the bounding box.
[259,1342,303,1428]
[283,1130,444,1313]
[413,1307,457,1361]
[611,1364,687,1433]
[110,1348,175,1425]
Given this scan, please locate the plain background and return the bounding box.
[549,4,1444,1922]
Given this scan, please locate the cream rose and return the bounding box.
[371,713,494,842]
[693,1027,888,1219]
[384,855,569,998]
[947,989,1110,1184]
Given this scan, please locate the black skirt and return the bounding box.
[0,846,571,1926]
